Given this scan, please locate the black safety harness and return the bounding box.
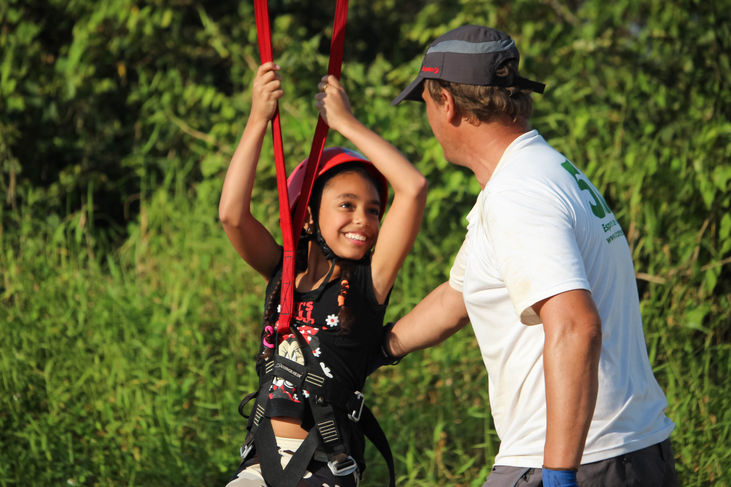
[237,319,395,486]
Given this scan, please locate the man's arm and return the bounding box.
[534,289,602,470]
[387,281,470,357]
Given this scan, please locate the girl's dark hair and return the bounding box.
[257,277,282,362]
[257,162,379,362]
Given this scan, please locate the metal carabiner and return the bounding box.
[240,442,253,460]
[348,390,365,422]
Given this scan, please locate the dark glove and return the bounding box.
[542,467,578,487]
[366,322,404,375]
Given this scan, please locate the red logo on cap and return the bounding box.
[421,66,439,74]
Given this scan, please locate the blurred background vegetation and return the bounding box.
[1,0,729,485]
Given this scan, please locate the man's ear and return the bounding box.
[440,88,460,125]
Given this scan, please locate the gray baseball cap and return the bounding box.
[392,25,545,105]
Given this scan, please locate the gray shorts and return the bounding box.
[483,438,678,487]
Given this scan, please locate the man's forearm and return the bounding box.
[388,282,469,357]
[543,325,601,468]
[537,289,602,469]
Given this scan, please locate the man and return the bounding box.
[386,25,677,486]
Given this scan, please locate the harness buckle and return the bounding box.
[347,391,365,422]
[327,455,358,476]
[240,442,253,460]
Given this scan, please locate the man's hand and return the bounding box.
[367,322,404,376]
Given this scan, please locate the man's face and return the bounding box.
[421,85,453,163]
[421,85,441,137]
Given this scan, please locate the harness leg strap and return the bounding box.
[254,418,320,487]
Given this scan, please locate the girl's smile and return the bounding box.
[317,171,381,261]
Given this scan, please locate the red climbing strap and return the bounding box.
[253,0,296,333]
[253,0,349,334]
[290,0,349,242]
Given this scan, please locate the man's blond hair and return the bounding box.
[425,62,533,125]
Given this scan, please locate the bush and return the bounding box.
[1,0,728,485]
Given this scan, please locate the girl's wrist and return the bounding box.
[331,115,362,139]
[244,115,271,133]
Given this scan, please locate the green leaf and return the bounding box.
[683,305,711,333]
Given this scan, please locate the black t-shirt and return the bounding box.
[261,260,389,421]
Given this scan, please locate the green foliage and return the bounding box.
[1,0,729,485]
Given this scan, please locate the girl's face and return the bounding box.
[316,170,381,261]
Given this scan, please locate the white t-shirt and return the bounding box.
[449,130,674,467]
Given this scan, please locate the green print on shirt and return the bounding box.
[561,160,624,244]
[560,160,612,219]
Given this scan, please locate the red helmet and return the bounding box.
[287,147,389,218]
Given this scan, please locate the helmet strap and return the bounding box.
[313,219,370,265]
[314,220,338,261]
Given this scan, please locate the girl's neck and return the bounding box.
[295,242,339,292]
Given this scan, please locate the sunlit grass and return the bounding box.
[1,169,728,486]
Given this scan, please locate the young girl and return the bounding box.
[219,62,427,487]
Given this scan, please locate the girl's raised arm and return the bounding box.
[219,63,284,279]
[315,75,428,303]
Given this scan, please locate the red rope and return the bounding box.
[290,0,349,237]
[253,0,349,333]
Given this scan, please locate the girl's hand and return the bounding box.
[314,75,356,132]
[250,62,283,124]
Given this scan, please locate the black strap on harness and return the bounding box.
[254,421,321,487]
[238,324,395,486]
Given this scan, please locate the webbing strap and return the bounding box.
[360,406,396,487]
[255,419,321,487]
[290,0,349,250]
[253,0,349,334]
[253,0,296,332]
